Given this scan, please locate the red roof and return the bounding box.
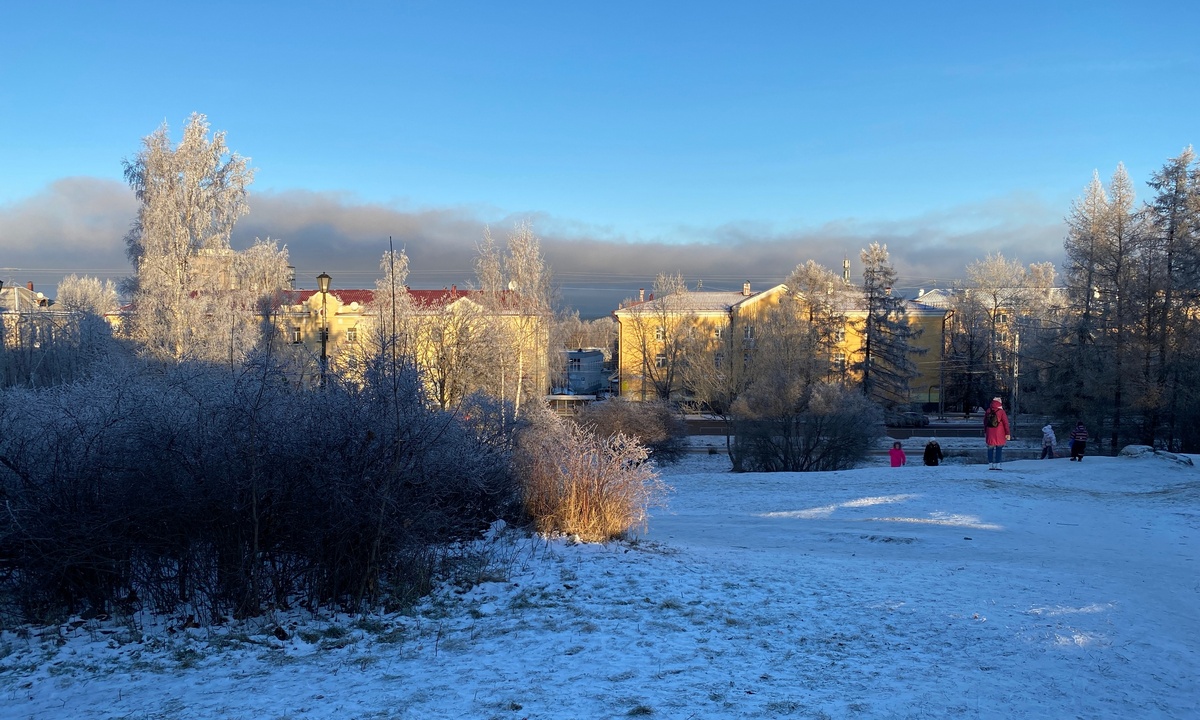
[296,289,376,306]
[295,287,486,309]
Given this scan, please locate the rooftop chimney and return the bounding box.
[27,281,34,292]
[742,281,751,296]
[639,288,645,302]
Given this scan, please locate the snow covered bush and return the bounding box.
[0,356,520,625]
[514,409,669,542]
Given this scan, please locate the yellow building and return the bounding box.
[613,281,949,408]
[277,285,548,406]
[613,282,789,401]
[835,298,950,408]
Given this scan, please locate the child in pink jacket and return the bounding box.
[889,441,907,467]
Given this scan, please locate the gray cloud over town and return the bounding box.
[1,178,1066,318]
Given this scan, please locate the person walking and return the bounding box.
[1069,421,1088,461]
[1040,424,1057,459]
[923,439,944,466]
[983,396,1010,470]
[889,441,907,467]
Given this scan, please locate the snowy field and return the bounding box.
[2,448,1198,719]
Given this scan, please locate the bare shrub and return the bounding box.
[731,382,882,472]
[515,410,668,542]
[574,400,688,464]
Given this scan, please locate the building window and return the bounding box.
[833,351,846,370]
[834,328,846,344]
[290,326,301,344]
[743,325,755,340]
[655,353,668,368]
[714,324,726,340]
[654,325,666,342]
[714,352,724,369]
[568,358,581,372]
[346,326,358,344]
[995,312,1008,324]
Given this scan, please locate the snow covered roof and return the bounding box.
[293,287,492,310]
[614,284,788,317]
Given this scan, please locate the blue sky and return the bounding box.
[2,1,1197,315]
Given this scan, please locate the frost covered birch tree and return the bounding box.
[55,275,119,315]
[122,113,257,362]
[475,222,552,416]
[785,260,852,382]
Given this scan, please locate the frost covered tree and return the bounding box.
[966,253,1026,342]
[475,222,553,415]
[1054,165,1156,443]
[122,113,261,362]
[1091,165,1144,446]
[1143,147,1200,448]
[55,275,119,315]
[0,276,124,389]
[784,260,852,383]
[369,247,415,359]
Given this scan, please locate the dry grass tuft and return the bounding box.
[516,415,669,542]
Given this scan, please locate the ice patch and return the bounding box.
[867,512,1003,530]
[762,494,919,519]
[1026,603,1114,617]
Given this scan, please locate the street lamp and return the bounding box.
[316,272,331,388]
[938,309,955,420]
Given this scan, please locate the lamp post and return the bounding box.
[938,309,955,420]
[316,272,331,388]
[1010,321,1020,431]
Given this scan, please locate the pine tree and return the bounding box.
[1144,147,1200,448]
[855,243,920,406]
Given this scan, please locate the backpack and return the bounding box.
[985,408,999,428]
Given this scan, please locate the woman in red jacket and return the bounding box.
[983,396,1011,470]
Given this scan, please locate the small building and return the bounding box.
[561,348,605,395]
[0,281,57,350]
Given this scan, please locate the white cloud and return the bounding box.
[0,179,1067,315]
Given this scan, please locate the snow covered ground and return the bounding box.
[2,449,1198,719]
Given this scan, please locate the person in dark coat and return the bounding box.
[1069,421,1088,461]
[983,396,1010,470]
[923,440,944,466]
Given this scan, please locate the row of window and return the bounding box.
[290,326,358,344]
[652,325,847,343]
[654,351,849,370]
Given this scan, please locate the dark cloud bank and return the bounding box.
[2,178,1066,318]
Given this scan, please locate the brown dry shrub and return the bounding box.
[515,412,669,542]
